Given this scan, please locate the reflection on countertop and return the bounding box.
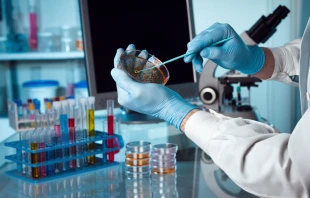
[0,148,258,198]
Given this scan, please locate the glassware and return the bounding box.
[117,49,170,85]
[37,32,53,52]
[61,38,74,52]
[151,143,178,175]
[125,141,151,178]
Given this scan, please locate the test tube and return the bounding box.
[60,100,69,171]
[21,131,29,174]
[79,98,89,166]
[107,100,114,162]
[33,99,41,114]
[28,103,35,128]
[75,107,84,168]
[68,99,77,168]
[15,99,23,120]
[38,114,47,177]
[31,112,41,179]
[53,101,62,173]
[88,97,95,164]
[45,108,55,175]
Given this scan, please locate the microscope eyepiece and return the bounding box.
[247,5,290,44]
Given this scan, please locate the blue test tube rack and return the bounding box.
[4,131,121,183]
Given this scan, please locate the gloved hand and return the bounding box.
[184,23,265,74]
[111,44,198,130]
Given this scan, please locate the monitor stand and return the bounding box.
[117,107,164,124]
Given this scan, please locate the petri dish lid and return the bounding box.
[151,153,175,161]
[151,159,176,168]
[126,141,151,153]
[152,143,178,155]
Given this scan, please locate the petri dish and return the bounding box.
[125,165,151,173]
[151,159,176,168]
[126,152,150,160]
[117,49,170,85]
[152,143,178,155]
[126,141,151,153]
[151,154,176,161]
[152,166,177,175]
[126,158,150,166]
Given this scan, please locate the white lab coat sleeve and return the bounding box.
[185,109,309,198]
[267,39,301,86]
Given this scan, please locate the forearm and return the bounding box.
[252,47,275,80]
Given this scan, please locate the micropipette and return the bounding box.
[136,36,235,73]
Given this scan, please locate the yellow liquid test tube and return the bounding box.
[88,97,96,164]
[31,143,39,178]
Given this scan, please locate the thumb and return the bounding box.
[200,46,223,60]
[111,68,137,92]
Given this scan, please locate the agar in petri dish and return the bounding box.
[117,49,170,85]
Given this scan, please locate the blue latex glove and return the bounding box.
[184,23,265,74]
[111,44,198,130]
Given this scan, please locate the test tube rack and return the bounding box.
[8,100,34,132]
[4,131,121,183]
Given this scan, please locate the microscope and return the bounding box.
[199,5,290,121]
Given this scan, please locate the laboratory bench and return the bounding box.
[0,132,257,198]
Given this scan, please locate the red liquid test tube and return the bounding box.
[107,100,114,162]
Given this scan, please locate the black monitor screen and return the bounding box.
[85,0,194,93]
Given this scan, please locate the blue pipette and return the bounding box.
[136,36,235,73]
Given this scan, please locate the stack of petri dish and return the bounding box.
[151,143,178,175]
[125,141,151,178]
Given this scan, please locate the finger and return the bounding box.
[134,50,148,68]
[145,55,156,68]
[114,48,124,68]
[184,24,220,63]
[184,52,196,63]
[111,68,137,92]
[200,46,223,60]
[125,44,136,56]
[186,23,234,55]
[192,54,203,73]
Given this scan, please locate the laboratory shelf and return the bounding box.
[0,51,84,61]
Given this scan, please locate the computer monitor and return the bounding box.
[79,0,198,122]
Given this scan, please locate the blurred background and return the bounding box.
[0,0,309,142]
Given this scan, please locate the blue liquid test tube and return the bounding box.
[60,100,70,171]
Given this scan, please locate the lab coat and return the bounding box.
[185,19,310,198]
